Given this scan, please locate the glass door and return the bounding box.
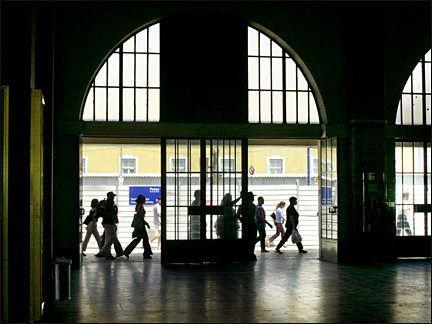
[161,139,245,263]
[319,138,338,263]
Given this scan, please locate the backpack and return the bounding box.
[94,199,106,220]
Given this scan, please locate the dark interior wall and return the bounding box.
[1,3,31,322]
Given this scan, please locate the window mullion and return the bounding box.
[119,46,123,122]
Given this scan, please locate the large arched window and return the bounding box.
[396,49,431,126]
[247,27,320,124]
[82,23,160,122]
[82,23,320,125]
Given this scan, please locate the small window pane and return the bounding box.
[286,92,297,123]
[426,50,431,62]
[123,54,135,87]
[108,53,119,86]
[95,88,106,121]
[395,142,402,173]
[260,58,271,90]
[123,36,135,52]
[248,91,259,123]
[248,27,259,56]
[425,62,431,93]
[286,58,296,90]
[260,91,271,123]
[149,54,160,87]
[401,94,412,125]
[271,41,282,57]
[95,62,107,86]
[123,88,135,121]
[136,29,148,52]
[412,63,422,93]
[83,90,94,121]
[413,94,423,125]
[297,68,308,90]
[248,57,259,89]
[272,91,283,123]
[149,24,160,52]
[298,92,308,123]
[136,54,147,87]
[403,75,412,93]
[414,143,424,172]
[108,88,119,121]
[309,93,319,124]
[136,89,147,121]
[259,33,271,56]
[396,101,402,125]
[272,58,283,90]
[148,89,160,122]
[426,95,431,125]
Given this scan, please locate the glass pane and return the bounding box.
[260,91,271,123]
[272,58,283,90]
[149,54,160,87]
[136,29,148,52]
[123,36,135,52]
[272,91,283,123]
[148,23,160,53]
[148,89,160,122]
[259,33,271,56]
[413,94,423,125]
[95,88,106,121]
[309,93,320,124]
[107,88,119,121]
[83,89,94,121]
[427,212,431,236]
[136,54,147,87]
[403,75,412,93]
[260,57,271,90]
[297,68,308,90]
[136,89,147,121]
[271,41,282,57]
[414,143,424,172]
[426,49,431,62]
[248,91,259,123]
[426,62,431,93]
[95,62,107,86]
[298,92,308,124]
[401,94,412,125]
[285,58,296,90]
[123,88,135,121]
[248,57,259,89]
[395,101,402,125]
[426,95,431,125]
[123,54,135,87]
[402,142,413,172]
[395,142,402,172]
[286,92,296,123]
[108,53,119,87]
[248,27,259,56]
[412,63,422,93]
[413,174,424,204]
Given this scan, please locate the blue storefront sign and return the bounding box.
[321,187,332,205]
[129,186,161,205]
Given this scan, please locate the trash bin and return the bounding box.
[53,257,72,301]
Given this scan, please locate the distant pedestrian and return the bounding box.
[124,194,153,259]
[99,192,121,260]
[237,191,258,261]
[268,201,286,247]
[150,197,162,249]
[255,196,273,252]
[275,196,307,254]
[82,198,102,256]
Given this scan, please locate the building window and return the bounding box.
[121,156,138,174]
[82,23,160,122]
[396,49,431,126]
[81,156,88,174]
[267,156,285,174]
[169,156,187,172]
[248,27,320,124]
[219,156,236,172]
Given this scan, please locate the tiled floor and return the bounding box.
[49,249,431,323]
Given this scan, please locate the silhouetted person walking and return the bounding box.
[237,191,258,261]
[275,196,307,254]
[255,196,273,252]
